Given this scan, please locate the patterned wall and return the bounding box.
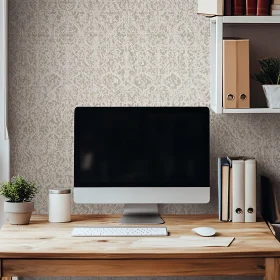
[9,0,280,279]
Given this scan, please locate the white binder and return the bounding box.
[232,160,245,223]
[245,159,257,222]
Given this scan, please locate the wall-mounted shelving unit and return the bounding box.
[210,16,280,114]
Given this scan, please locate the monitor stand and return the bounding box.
[118,204,164,224]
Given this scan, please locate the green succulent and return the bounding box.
[0,175,37,202]
[252,57,280,85]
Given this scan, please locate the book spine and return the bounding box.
[224,0,233,15]
[257,0,270,15]
[228,166,233,221]
[246,0,257,15]
[222,163,230,221]
[233,0,244,15]
[218,158,222,221]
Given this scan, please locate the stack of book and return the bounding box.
[218,157,257,223]
[198,0,272,16]
[271,0,280,15]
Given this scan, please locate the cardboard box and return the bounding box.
[197,0,224,16]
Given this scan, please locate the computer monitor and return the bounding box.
[74,107,210,224]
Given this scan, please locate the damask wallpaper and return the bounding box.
[8,0,280,280]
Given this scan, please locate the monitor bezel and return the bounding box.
[74,106,210,189]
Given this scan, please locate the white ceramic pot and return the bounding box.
[263,85,280,108]
[4,201,34,225]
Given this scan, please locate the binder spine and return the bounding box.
[223,40,238,109]
[245,159,256,222]
[232,160,245,223]
[237,40,250,109]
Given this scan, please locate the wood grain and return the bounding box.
[0,215,278,259]
[3,258,265,277]
[1,277,12,280]
[265,258,280,280]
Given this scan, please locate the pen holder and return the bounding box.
[48,189,71,223]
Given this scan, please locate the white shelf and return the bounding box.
[210,16,280,114]
[223,108,280,113]
[211,16,280,24]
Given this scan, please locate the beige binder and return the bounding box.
[237,40,250,108]
[223,39,250,109]
[222,165,229,221]
[223,40,237,109]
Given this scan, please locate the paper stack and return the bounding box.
[271,0,280,15]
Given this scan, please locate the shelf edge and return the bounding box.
[223,108,280,113]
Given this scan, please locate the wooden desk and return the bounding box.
[0,215,279,279]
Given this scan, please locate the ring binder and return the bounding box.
[245,159,256,222]
[223,39,250,109]
[232,160,245,223]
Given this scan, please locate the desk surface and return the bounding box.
[0,214,279,259]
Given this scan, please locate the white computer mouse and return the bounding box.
[192,227,216,237]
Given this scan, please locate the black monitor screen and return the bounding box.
[74,107,209,187]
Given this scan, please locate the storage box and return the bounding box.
[223,39,250,109]
[197,0,224,16]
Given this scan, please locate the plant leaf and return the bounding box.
[253,57,280,85]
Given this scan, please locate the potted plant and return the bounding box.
[253,56,280,108]
[0,175,37,225]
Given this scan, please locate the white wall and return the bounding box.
[0,0,9,227]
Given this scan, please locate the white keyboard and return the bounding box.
[72,227,168,236]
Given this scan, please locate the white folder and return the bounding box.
[232,160,245,223]
[245,159,257,222]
